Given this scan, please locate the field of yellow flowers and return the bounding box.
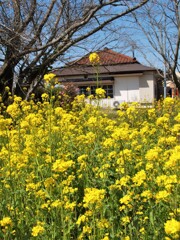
[0,94,180,240]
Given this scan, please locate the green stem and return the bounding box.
[96,65,99,88]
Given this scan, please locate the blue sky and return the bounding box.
[58,0,179,74]
[0,0,179,74]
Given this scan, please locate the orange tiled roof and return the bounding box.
[73,48,138,66]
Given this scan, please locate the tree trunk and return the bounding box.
[0,65,14,104]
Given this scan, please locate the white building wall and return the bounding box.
[112,72,155,104]
[139,72,155,102]
[114,76,140,103]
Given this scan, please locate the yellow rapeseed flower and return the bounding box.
[32,224,45,237]
[119,194,131,206]
[145,147,162,161]
[164,218,180,236]
[97,219,110,229]
[52,159,74,172]
[89,52,100,65]
[44,177,56,189]
[43,73,56,83]
[41,93,49,101]
[132,170,146,186]
[14,96,22,103]
[174,112,180,122]
[76,215,87,225]
[82,225,92,234]
[95,88,106,98]
[5,86,10,92]
[51,200,62,208]
[141,190,152,199]
[83,188,105,208]
[123,237,130,240]
[6,103,21,119]
[121,216,130,225]
[101,233,110,240]
[163,97,174,107]
[156,115,169,127]
[155,190,170,202]
[0,217,12,227]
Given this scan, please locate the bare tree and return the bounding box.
[126,0,180,90]
[0,0,149,101]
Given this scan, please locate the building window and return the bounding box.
[79,86,87,95]
[103,85,113,98]
[78,85,113,98]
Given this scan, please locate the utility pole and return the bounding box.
[164,61,167,98]
[163,14,167,98]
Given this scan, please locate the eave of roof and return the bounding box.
[60,76,114,83]
[53,63,156,77]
